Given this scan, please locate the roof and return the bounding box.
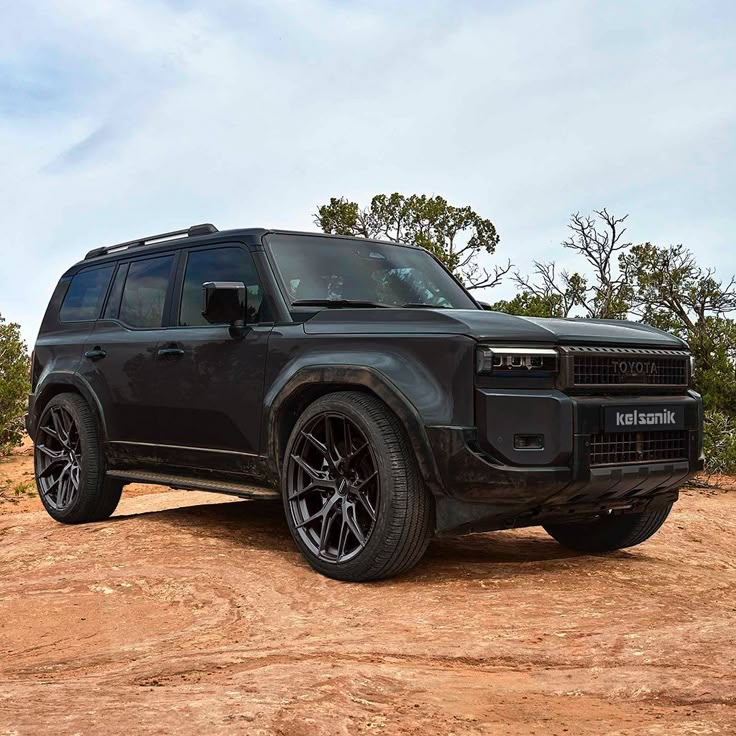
[70,224,417,274]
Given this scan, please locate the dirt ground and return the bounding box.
[1,445,735,735]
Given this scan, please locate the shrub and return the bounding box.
[703,409,736,476]
[0,314,29,456]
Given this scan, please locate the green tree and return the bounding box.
[489,290,569,318]
[0,314,29,455]
[621,242,736,414]
[703,409,736,475]
[495,262,588,318]
[314,193,510,289]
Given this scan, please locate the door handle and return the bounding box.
[84,347,107,361]
[157,347,185,358]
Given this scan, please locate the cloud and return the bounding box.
[0,0,735,341]
[42,123,121,172]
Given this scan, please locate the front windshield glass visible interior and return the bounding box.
[267,235,477,309]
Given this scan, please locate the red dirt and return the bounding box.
[1,446,734,734]
[0,438,168,514]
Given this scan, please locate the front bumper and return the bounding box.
[428,390,704,536]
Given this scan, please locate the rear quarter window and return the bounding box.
[59,266,115,322]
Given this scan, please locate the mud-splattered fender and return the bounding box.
[28,371,107,441]
[263,362,455,493]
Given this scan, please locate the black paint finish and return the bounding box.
[28,227,704,536]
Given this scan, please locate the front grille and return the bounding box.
[566,347,689,387]
[589,430,689,466]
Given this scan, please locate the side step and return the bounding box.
[106,470,279,499]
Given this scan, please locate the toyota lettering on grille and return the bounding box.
[611,359,658,377]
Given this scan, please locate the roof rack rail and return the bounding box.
[84,223,218,260]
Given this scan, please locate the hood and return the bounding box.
[303,308,688,348]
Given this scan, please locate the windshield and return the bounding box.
[267,234,478,309]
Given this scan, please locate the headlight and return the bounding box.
[476,346,558,375]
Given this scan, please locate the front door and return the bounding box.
[147,244,272,475]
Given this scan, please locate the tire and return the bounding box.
[281,391,434,582]
[543,504,673,553]
[34,393,123,524]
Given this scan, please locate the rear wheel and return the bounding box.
[543,504,673,553]
[34,393,123,524]
[282,391,434,582]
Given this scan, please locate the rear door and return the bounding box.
[79,251,178,446]
[34,265,116,429]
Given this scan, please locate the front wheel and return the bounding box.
[282,391,434,582]
[543,504,673,553]
[34,393,123,524]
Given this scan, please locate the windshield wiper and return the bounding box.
[290,299,396,309]
[401,303,443,308]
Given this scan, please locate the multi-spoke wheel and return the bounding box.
[36,403,83,511]
[34,394,123,524]
[287,411,380,563]
[282,391,434,582]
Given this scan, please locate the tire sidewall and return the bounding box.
[34,394,102,523]
[543,504,673,553]
[281,393,410,579]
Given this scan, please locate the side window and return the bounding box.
[179,246,266,327]
[59,266,114,322]
[103,263,128,320]
[119,255,174,328]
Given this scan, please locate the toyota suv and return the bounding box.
[27,224,704,581]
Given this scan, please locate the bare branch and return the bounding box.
[464,259,513,290]
[559,209,632,318]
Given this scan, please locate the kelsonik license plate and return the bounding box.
[604,405,686,432]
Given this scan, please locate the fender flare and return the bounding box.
[265,364,443,494]
[29,371,108,441]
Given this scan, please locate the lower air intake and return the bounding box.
[589,430,688,466]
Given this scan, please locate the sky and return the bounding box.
[1,0,735,342]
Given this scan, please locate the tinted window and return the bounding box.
[267,235,476,309]
[119,255,174,328]
[60,266,114,322]
[180,247,266,326]
[103,263,128,320]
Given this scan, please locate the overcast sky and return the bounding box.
[2,0,735,342]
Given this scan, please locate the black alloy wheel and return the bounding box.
[35,403,83,511]
[287,411,380,563]
[282,391,434,582]
[34,393,123,524]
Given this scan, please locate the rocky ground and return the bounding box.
[0,444,734,735]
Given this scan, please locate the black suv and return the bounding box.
[27,224,704,581]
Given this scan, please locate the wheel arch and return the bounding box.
[265,365,443,494]
[30,373,107,442]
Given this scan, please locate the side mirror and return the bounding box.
[202,281,248,337]
[477,301,494,311]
